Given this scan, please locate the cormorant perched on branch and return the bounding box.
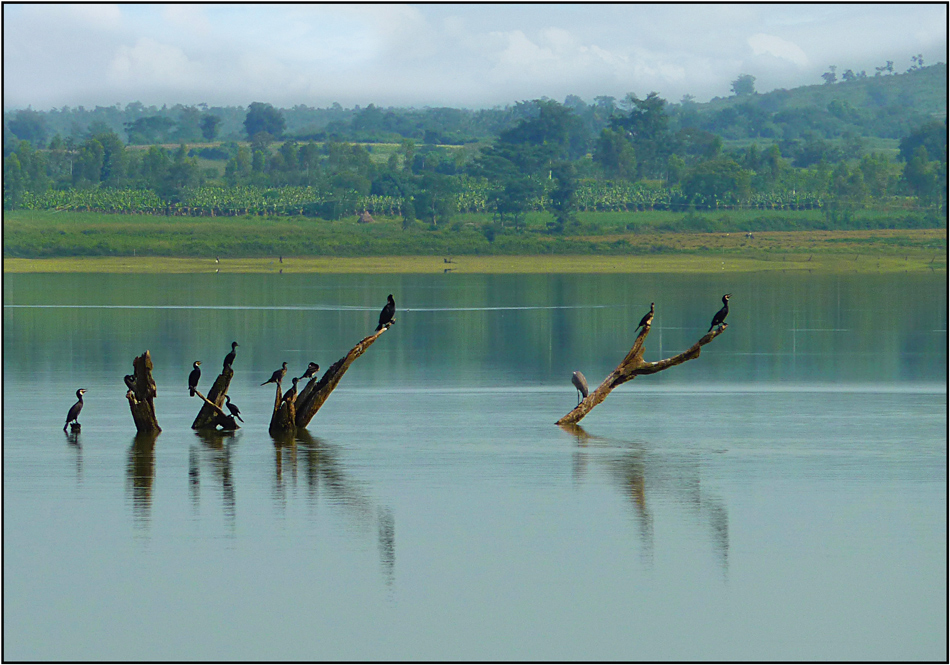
[301,362,320,380]
[282,377,300,403]
[708,294,732,332]
[188,361,201,396]
[637,302,655,331]
[124,375,136,392]
[223,341,238,370]
[572,371,589,405]
[262,362,288,386]
[64,389,86,432]
[376,294,396,331]
[224,395,244,423]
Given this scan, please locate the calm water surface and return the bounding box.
[3,272,946,661]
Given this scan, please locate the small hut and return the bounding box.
[357,210,375,224]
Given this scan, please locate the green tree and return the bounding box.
[244,102,285,139]
[902,146,941,204]
[73,138,105,187]
[224,147,251,186]
[730,74,756,96]
[546,161,579,232]
[682,158,751,207]
[199,113,222,141]
[610,92,671,179]
[91,131,127,188]
[7,109,48,146]
[593,127,637,180]
[3,153,26,209]
[124,116,176,144]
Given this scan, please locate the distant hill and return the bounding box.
[672,64,947,143]
[4,64,946,151]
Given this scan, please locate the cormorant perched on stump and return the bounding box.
[301,362,320,379]
[637,302,655,331]
[572,371,589,405]
[223,341,238,370]
[376,294,396,331]
[188,361,201,396]
[64,389,86,432]
[262,362,288,386]
[708,294,732,332]
[282,377,299,403]
[224,395,244,423]
[124,375,136,392]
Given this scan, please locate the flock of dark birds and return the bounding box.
[65,294,399,432]
[66,292,731,428]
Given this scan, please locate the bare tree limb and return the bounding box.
[556,318,728,426]
[192,366,237,430]
[294,320,394,429]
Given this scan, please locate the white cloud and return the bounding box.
[2,4,946,109]
[109,38,200,87]
[748,34,809,68]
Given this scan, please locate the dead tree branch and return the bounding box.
[556,317,728,426]
[192,366,238,430]
[294,321,393,429]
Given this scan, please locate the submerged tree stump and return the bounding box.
[127,350,161,434]
[294,322,393,429]
[557,313,728,426]
[192,366,239,430]
[269,382,297,435]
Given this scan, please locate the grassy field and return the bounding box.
[3,209,945,273]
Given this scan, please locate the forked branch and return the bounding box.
[556,317,728,426]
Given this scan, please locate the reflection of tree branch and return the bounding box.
[562,424,727,573]
[127,431,158,529]
[193,430,238,524]
[293,429,395,584]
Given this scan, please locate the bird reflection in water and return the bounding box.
[560,423,729,576]
[126,431,158,531]
[193,429,238,529]
[65,430,83,482]
[274,429,396,587]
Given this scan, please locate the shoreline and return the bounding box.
[4,253,945,274]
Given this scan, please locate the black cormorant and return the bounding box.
[572,371,589,405]
[124,374,136,392]
[64,389,86,432]
[376,294,396,331]
[637,302,655,331]
[708,294,732,331]
[224,395,244,423]
[223,341,238,370]
[282,377,299,403]
[301,362,320,379]
[188,361,202,396]
[261,362,288,386]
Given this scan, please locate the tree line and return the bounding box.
[4,72,947,224]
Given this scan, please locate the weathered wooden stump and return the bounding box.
[557,311,728,426]
[192,366,240,430]
[269,382,297,435]
[127,350,161,434]
[294,322,393,429]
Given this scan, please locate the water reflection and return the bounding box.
[126,432,158,530]
[563,423,728,574]
[65,431,83,482]
[192,430,238,528]
[274,430,396,585]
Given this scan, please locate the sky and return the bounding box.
[3,3,947,111]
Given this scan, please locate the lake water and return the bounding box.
[3,272,946,661]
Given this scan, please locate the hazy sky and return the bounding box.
[3,3,947,110]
